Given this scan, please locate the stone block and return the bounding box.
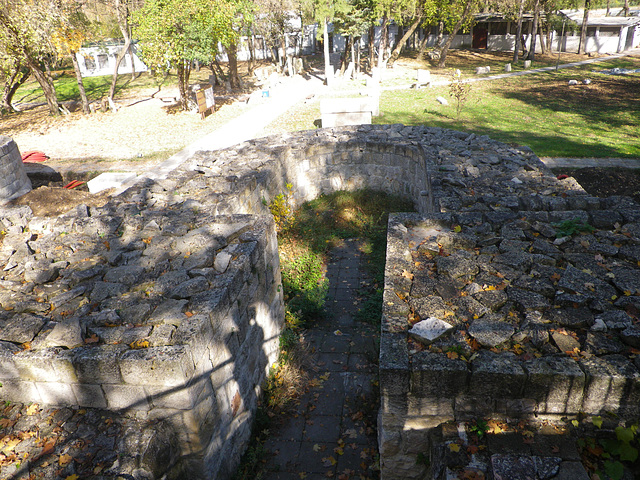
[71,383,108,408]
[13,348,77,383]
[103,383,150,410]
[470,351,526,397]
[0,379,41,403]
[410,352,469,397]
[523,356,585,414]
[72,344,126,384]
[0,341,21,379]
[35,381,77,405]
[580,354,640,416]
[119,345,195,387]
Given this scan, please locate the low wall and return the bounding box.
[0,125,455,478]
[0,136,32,204]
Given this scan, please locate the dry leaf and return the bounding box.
[59,453,73,466]
[25,404,40,416]
[448,443,460,452]
[129,339,150,349]
[84,334,99,344]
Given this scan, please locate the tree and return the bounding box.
[133,0,247,110]
[526,0,541,61]
[107,0,136,102]
[388,3,424,66]
[578,0,590,54]
[0,0,60,115]
[430,0,476,68]
[313,0,352,84]
[0,54,30,113]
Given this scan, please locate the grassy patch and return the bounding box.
[379,58,640,158]
[262,54,640,159]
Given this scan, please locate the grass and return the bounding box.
[261,53,640,159]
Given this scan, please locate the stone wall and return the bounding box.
[0,136,31,204]
[0,125,456,479]
[379,168,640,478]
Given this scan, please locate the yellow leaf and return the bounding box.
[624,291,632,296]
[65,475,79,480]
[446,351,459,360]
[59,453,73,466]
[448,443,460,452]
[571,420,579,427]
[592,416,603,429]
[130,339,150,349]
[25,403,40,416]
[453,225,462,233]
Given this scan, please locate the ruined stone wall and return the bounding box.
[0,136,31,204]
[0,125,448,479]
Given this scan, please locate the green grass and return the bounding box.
[279,189,414,327]
[262,55,640,159]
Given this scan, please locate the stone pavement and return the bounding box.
[262,239,380,480]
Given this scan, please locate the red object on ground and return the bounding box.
[63,180,85,189]
[21,151,49,163]
[556,174,569,180]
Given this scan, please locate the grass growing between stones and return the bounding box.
[233,189,413,479]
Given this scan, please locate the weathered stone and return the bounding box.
[544,308,594,328]
[40,318,83,348]
[491,454,535,480]
[584,332,624,354]
[470,351,525,396]
[468,315,514,347]
[597,310,633,330]
[408,317,454,345]
[410,296,448,319]
[0,313,45,343]
[435,254,478,278]
[621,325,640,348]
[508,288,551,311]
[550,330,580,353]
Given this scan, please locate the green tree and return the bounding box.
[0,0,60,115]
[313,0,352,84]
[133,0,249,110]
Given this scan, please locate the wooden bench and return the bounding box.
[320,97,379,128]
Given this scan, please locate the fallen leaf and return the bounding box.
[84,334,99,344]
[467,445,479,454]
[446,351,459,360]
[0,418,15,428]
[313,444,323,452]
[129,339,150,349]
[59,453,73,466]
[25,404,40,416]
[448,443,460,452]
[65,475,79,480]
[453,225,462,233]
[185,311,194,318]
[40,438,56,456]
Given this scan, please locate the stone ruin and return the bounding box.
[0,125,639,479]
[0,136,32,204]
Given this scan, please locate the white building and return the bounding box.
[76,41,148,78]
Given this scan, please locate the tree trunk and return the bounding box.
[377,15,389,69]
[228,43,240,89]
[1,60,30,112]
[355,37,360,76]
[323,18,332,85]
[176,60,191,111]
[623,0,629,16]
[579,0,591,55]
[526,0,540,61]
[26,56,58,115]
[388,15,423,66]
[70,52,90,114]
[436,0,474,68]
[416,30,429,61]
[513,0,525,62]
[340,35,351,75]
[108,36,132,101]
[368,25,375,72]
[539,25,546,54]
[248,34,255,74]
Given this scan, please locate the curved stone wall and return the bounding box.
[0,125,562,479]
[0,136,32,203]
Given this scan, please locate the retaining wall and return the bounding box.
[0,135,32,203]
[0,126,445,479]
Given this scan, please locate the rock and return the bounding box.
[597,310,633,330]
[551,330,580,353]
[504,63,512,73]
[582,79,591,85]
[436,96,449,106]
[568,79,578,86]
[620,325,640,348]
[40,318,82,348]
[584,332,624,355]
[468,315,515,347]
[492,454,535,480]
[0,314,45,343]
[475,66,491,75]
[408,317,454,345]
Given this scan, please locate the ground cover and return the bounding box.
[262,53,640,159]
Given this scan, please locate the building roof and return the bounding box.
[559,8,640,28]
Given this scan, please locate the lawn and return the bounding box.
[263,53,640,159]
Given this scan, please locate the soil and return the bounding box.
[553,167,640,203]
